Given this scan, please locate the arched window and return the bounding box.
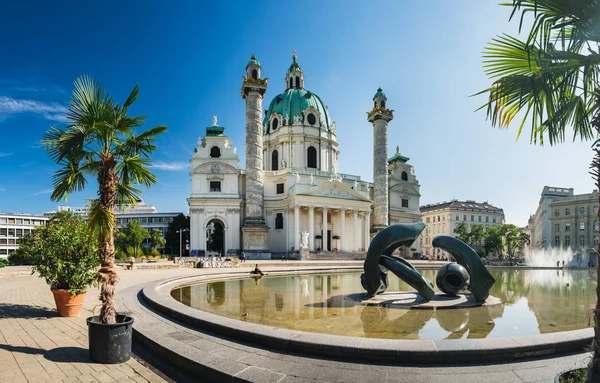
[251,69,257,79]
[275,213,283,229]
[271,150,278,171]
[289,78,293,89]
[401,171,408,181]
[307,146,317,168]
[381,100,386,108]
[272,118,279,130]
[295,76,300,88]
[210,146,221,158]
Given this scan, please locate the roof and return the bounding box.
[205,126,225,136]
[373,87,385,99]
[246,55,260,69]
[388,152,410,164]
[420,200,504,213]
[263,88,332,131]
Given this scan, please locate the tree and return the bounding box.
[454,221,470,244]
[470,223,485,248]
[122,220,149,257]
[42,75,166,324]
[149,229,166,250]
[483,226,504,258]
[477,2,600,375]
[499,224,522,260]
[165,214,190,255]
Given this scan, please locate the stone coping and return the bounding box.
[140,267,594,364]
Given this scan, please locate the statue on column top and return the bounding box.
[213,115,218,126]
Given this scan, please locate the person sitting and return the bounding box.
[239,252,246,263]
[250,264,267,276]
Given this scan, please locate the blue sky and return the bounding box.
[0,1,593,226]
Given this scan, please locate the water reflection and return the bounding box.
[170,269,596,340]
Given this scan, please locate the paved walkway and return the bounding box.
[0,264,593,383]
[0,266,173,383]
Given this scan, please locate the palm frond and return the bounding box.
[87,199,115,240]
[115,156,158,188]
[50,159,87,202]
[114,183,142,206]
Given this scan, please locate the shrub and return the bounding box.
[0,258,7,268]
[115,249,128,261]
[150,248,161,257]
[30,216,99,295]
[126,247,136,257]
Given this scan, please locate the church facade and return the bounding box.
[188,53,421,259]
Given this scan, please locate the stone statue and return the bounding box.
[295,172,300,183]
[309,174,314,185]
[284,114,290,126]
[300,231,309,249]
[213,115,218,126]
[331,122,336,132]
[281,159,287,168]
[353,180,358,190]
[396,145,399,154]
[293,115,301,124]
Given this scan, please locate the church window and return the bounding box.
[275,213,283,229]
[307,146,317,168]
[210,146,221,158]
[307,113,316,126]
[209,181,221,192]
[401,199,409,208]
[289,78,293,89]
[401,171,408,181]
[295,76,300,88]
[381,100,386,108]
[272,150,279,171]
[276,183,284,194]
[251,69,257,79]
[272,118,279,130]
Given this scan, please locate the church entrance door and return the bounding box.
[206,220,225,257]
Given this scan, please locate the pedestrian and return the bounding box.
[239,252,246,263]
[562,260,565,268]
[557,260,560,268]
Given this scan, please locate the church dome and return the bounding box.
[263,88,332,132]
[246,55,260,69]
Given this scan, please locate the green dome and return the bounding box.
[263,88,332,132]
[246,55,260,68]
[373,87,385,99]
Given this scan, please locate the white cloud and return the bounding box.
[0,96,68,122]
[150,161,188,171]
[31,189,53,196]
[0,153,13,158]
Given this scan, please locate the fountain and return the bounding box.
[525,247,575,267]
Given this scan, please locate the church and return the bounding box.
[188,53,421,259]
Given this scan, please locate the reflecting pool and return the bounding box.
[170,269,596,340]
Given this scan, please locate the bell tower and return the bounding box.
[241,55,271,258]
[368,88,394,233]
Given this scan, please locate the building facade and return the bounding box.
[530,186,574,250]
[188,53,422,258]
[45,200,183,251]
[420,200,505,259]
[0,213,48,258]
[547,190,598,265]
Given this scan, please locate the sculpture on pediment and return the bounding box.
[211,165,220,174]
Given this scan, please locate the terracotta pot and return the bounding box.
[52,289,86,317]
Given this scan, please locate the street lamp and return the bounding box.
[176,228,189,257]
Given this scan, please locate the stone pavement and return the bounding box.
[0,265,593,383]
[0,266,180,383]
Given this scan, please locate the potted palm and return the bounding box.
[315,234,323,251]
[42,75,166,364]
[29,212,98,317]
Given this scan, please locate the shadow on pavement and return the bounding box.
[0,303,57,319]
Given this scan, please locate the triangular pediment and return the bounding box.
[298,181,372,202]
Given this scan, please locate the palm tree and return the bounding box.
[476,0,600,379]
[42,75,166,324]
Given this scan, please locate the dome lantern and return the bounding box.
[285,49,304,90]
[246,54,262,80]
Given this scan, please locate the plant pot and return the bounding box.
[52,289,86,317]
[87,315,134,364]
[555,367,586,382]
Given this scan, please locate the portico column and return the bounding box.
[340,208,346,252]
[364,211,371,251]
[308,206,315,251]
[294,205,300,250]
[322,207,328,252]
[353,210,359,251]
